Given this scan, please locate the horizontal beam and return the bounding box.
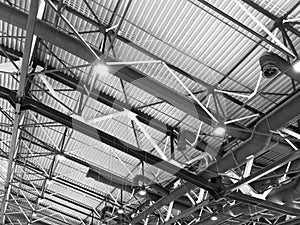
[0,2,249,140]
[242,0,300,37]
[38,62,174,136]
[196,0,295,57]
[55,0,265,122]
[0,86,221,198]
[229,192,300,217]
[226,150,300,193]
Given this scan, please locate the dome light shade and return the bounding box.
[293,60,300,73]
[46,179,53,186]
[56,154,66,161]
[212,122,226,137]
[94,63,108,75]
[37,198,43,204]
[117,208,124,214]
[211,215,218,221]
[138,188,147,196]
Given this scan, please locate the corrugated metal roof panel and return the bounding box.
[252,0,299,17]
[1,0,300,223]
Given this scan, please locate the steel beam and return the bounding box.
[132,89,300,223]
[195,0,294,57]
[0,2,250,140]
[0,86,221,198]
[0,127,138,210]
[226,150,300,194]
[132,182,196,223]
[0,1,40,223]
[38,63,174,135]
[52,0,268,119]
[278,217,300,225]
[7,192,75,225]
[229,192,300,217]
[15,157,123,209]
[164,199,210,225]
[242,0,300,37]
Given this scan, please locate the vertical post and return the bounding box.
[170,129,175,160]
[0,1,40,223]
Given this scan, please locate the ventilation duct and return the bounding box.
[198,158,300,225]
[267,177,300,206]
[201,91,300,179]
[252,158,300,193]
[134,78,300,222]
[259,52,300,83]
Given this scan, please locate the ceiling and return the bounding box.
[0,0,300,224]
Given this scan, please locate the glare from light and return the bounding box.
[56,154,66,161]
[46,179,53,186]
[211,215,218,221]
[138,189,147,197]
[94,63,108,75]
[117,208,124,214]
[212,125,226,137]
[293,60,300,73]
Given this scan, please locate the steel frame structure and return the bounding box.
[0,0,300,225]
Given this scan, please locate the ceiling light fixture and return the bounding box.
[56,154,66,161]
[117,188,124,214]
[37,198,44,204]
[137,186,147,197]
[212,122,226,137]
[137,161,147,197]
[45,179,53,186]
[293,60,300,73]
[117,208,124,214]
[211,215,218,221]
[93,60,109,75]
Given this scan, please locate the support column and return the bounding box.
[0,0,40,223]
